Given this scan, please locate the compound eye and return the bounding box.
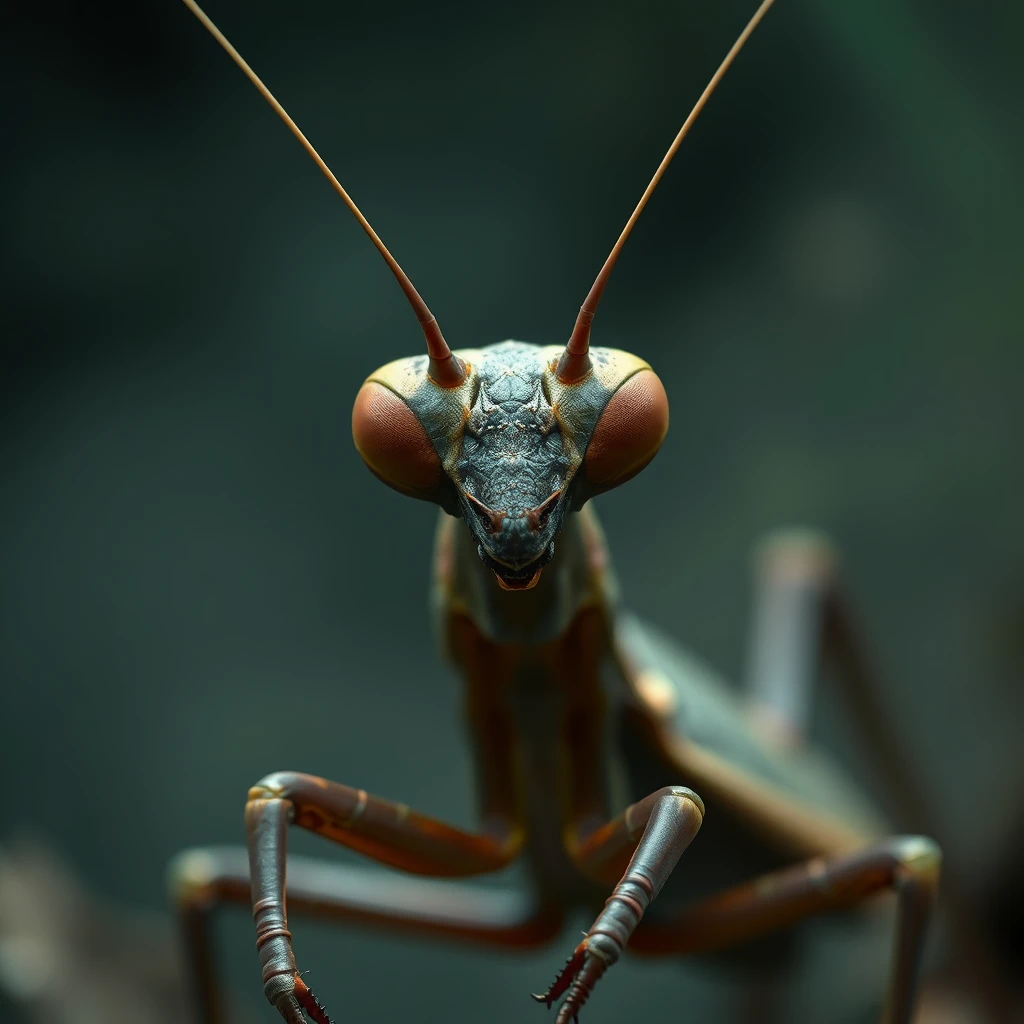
[352,382,442,500]
[583,369,669,494]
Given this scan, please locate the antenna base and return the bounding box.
[555,350,592,384]
[428,354,468,388]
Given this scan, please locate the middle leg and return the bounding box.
[628,834,941,1024]
[171,845,562,1024]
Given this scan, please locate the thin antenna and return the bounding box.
[557,0,777,382]
[181,0,466,386]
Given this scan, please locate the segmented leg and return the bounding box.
[170,845,559,1024]
[627,835,941,1024]
[744,530,934,830]
[752,541,1016,1022]
[745,529,835,744]
[533,786,704,1024]
[172,771,531,1024]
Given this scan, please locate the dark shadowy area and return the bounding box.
[1,1,1022,1022]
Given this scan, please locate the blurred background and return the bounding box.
[2,0,1021,1021]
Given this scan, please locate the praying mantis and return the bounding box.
[168,1,942,1022]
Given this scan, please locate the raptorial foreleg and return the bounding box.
[177,771,530,1024]
[533,786,704,1024]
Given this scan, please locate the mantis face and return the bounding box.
[353,342,668,590]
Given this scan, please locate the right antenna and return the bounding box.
[557,0,777,383]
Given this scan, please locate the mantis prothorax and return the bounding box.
[170,2,941,1022]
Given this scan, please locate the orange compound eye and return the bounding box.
[352,381,443,501]
[583,369,669,495]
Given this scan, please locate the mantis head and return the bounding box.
[352,343,668,590]
[181,0,775,590]
[347,0,775,591]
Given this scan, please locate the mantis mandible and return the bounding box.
[170,1,941,1021]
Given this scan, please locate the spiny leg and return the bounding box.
[255,771,534,1023]
[627,835,941,1024]
[170,846,560,1024]
[173,771,531,1024]
[533,786,704,1024]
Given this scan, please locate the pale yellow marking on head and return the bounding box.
[367,350,485,480]
[539,346,651,395]
[537,346,653,484]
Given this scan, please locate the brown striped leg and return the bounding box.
[627,835,941,1024]
[175,771,527,1024]
[747,539,1015,1021]
[533,786,704,1024]
[825,587,1019,1023]
[169,846,560,1024]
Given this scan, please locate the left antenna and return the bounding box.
[181,0,466,386]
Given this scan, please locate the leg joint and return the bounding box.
[248,770,300,803]
[167,849,214,908]
[586,931,622,965]
[169,843,247,909]
[665,785,705,819]
[888,835,942,887]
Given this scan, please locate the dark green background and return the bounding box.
[2,1,1022,1021]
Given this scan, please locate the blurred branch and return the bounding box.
[0,836,192,1024]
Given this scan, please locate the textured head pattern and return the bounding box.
[360,340,654,589]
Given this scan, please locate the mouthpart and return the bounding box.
[477,542,555,591]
